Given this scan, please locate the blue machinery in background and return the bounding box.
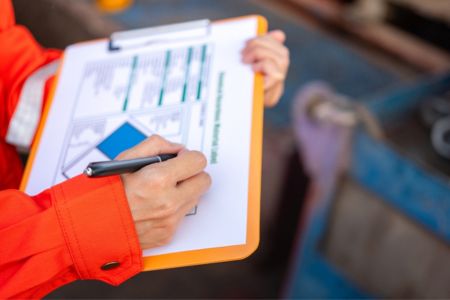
[286,74,450,298]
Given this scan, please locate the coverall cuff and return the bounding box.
[51,174,143,285]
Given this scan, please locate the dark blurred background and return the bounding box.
[12,0,450,298]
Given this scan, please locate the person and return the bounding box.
[0,0,290,298]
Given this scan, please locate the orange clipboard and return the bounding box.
[21,15,267,271]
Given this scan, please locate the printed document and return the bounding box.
[24,17,260,257]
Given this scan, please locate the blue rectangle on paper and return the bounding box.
[97,122,146,159]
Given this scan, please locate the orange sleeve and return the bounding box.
[0,174,143,298]
[0,0,61,189]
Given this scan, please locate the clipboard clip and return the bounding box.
[109,19,211,51]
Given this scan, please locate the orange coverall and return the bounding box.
[0,0,142,298]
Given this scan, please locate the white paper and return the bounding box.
[25,17,259,257]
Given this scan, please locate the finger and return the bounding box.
[244,34,287,55]
[243,43,286,67]
[242,46,287,72]
[246,30,286,48]
[155,150,208,182]
[252,59,285,89]
[176,171,211,212]
[243,35,288,61]
[177,171,211,195]
[268,30,286,43]
[116,134,183,160]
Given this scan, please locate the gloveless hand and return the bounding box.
[117,135,211,249]
[242,30,290,107]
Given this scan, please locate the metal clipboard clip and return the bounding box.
[108,19,211,51]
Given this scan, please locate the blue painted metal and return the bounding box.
[286,192,371,298]
[366,74,450,124]
[351,131,450,242]
[286,74,450,298]
[355,73,450,241]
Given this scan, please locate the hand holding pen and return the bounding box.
[92,135,211,250]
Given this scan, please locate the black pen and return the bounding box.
[84,154,177,177]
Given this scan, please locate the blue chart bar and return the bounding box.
[97,122,147,159]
